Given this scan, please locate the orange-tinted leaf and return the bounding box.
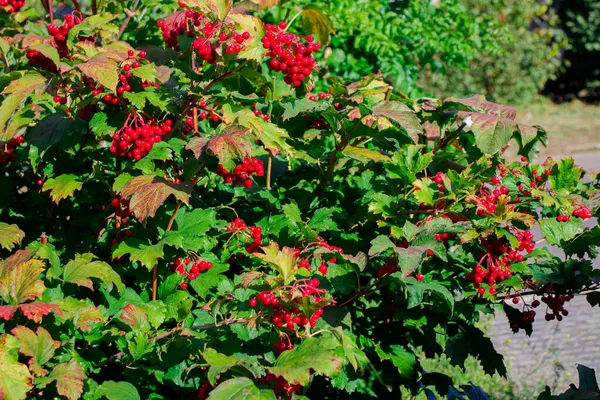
[0,223,25,251]
[19,302,62,323]
[56,298,105,331]
[48,359,84,400]
[11,326,60,377]
[76,52,120,92]
[0,305,17,321]
[0,259,46,304]
[119,175,193,222]
[253,243,297,284]
[0,249,35,275]
[301,8,334,46]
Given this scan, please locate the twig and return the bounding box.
[48,0,54,24]
[338,279,381,308]
[91,0,97,14]
[152,202,182,300]
[116,0,140,40]
[40,232,48,245]
[496,284,600,301]
[72,0,80,11]
[266,153,272,190]
[432,123,465,154]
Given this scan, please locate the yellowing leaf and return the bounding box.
[119,304,149,331]
[0,341,32,400]
[48,359,84,400]
[119,175,193,222]
[11,326,60,377]
[55,298,105,331]
[0,223,25,250]
[76,52,120,92]
[343,145,390,163]
[186,126,252,170]
[0,71,47,140]
[42,174,84,203]
[0,259,45,304]
[227,13,266,61]
[62,253,125,294]
[254,243,297,284]
[301,8,334,46]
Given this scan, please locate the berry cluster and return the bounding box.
[47,14,83,57]
[110,195,132,219]
[434,171,445,192]
[573,206,593,220]
[26,49,58,73]
[252,103,271,121]
[258,373,301,399]
[171,257,213,290]
[376,259,399,277]
[307,92,330,101]
[263,21,320,86]
[157,9,250,62]
[249,278,328,330]
[109,113,172,160]
[507,305,536,334]
[0,136,24,166]
[182,100,221,134]
[225,218,264,254]
[0,0,24,13]
[539,293,572,321]
[556,215,570,222]
[216,157,265,189]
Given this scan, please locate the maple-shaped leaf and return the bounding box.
[48,359,84,400]
[369,100,422,143]
[0,305,17,321]
[253,243,297,284]
[227,14,266,61]
[56,298,105,331]
[119,175,193,222]
[0,71,47,141]
[0,249,35,275]
[0,259,45,304]
[269,335,344,386]
[0,337,32,400]
[118,304,150,331]
[76,52,120,92]
[236,109,294,156]
[11,326,60,377]
[19,302,62,323]
[0,223,25,250]
[62,253,125,294]
[186,126,252,170]
[42,174,84,203]
[112,238,166,271]
[203,348,240,386]
[443,95,517,119]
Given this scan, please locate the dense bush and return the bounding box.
[418,0,567,105]
[0,1,599,400]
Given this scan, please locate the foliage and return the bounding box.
[418,0,568,105]
[0,1,599,399]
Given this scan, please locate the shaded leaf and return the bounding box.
[301,8,334,46]
[48,359,84,400]
[0,222,25,250]
[11,326,59,376]
[203,348,239,386]
[95,380,141,400]
[62,253,124,294]
[540,219,583,245]
[207,377,275,400]
[0,71,47,140]
[371,101,422,143]
[42,174,84,203]
[375,344,416,377]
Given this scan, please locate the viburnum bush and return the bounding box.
[0,1,599,400]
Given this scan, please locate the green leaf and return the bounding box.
[94,381,141,400]
[62,253,124,294]
[469,112,513,154]
[587,292,600,307]
[0,223,25,250]
[0,342,32,400]
[446,325,506,377]
[112,239,165,271]
[281,98,331,120]
[227,14,266,61]
[0,71,47,140]
[549,157,582,191]
[281,202,302,225]
[173,208,218,249]
[118,304,149,331]
[11,326,59,376]
[370,101,422,143]
[207,377,276,400]
[385,145,432,184]
[189,263,229,298]
[48,359,84,400]
[42,174,84,203]
[369,235,395,257]
[113,173,134,192]
[269,336,344,386]
[405,279,454,315]
[375,344,416,377]
[308,208,337,233]
[29,43,60,67]
[203,348,239,386]
[343,145,390,163]
[28,113,73,152]
[540,219,584,245]
[130,63,156,82]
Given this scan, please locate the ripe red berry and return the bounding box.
[491,176,501,184]
[512,296,519,304]
[477,287,486,294]
[249,298,257,307]
[416,273,424,281]
[318,264,328,275]
[489,287,497,295]
[179,282,188,290]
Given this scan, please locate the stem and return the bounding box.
[314,131,351,195]
[266,153,273,190]
[40,232,48,245]
[116,0,140,40]
[72,0,80,11]
[48,0,54,24]
[91,0,97,14]
[432,123,466,154]
[496,284,600,301]
[152,202,182,300]
[338,279,381,308]
[193,106,198,134]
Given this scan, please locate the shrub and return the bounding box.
[0,1,598,399]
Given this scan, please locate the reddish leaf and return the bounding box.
[119,175,193,222]
[19,302,62,323]
[119,304,149,331]
[0,305,17,321]
[11,326,60,377]
[48,359,84,400]
[0,249,34,275]
[0,259,46,304]
[444,95,517,120]
[186,126,252,169]
[56,298,105,331]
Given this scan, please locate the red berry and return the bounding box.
[318,264,328,275]
[416,273,424,281]
[512,297,519,304]
[179,282,188,290]
[249,298,257,307]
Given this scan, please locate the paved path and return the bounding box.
[489,152,600,395]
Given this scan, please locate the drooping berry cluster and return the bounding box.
[573,206,593,220]
[258,373,301,399]
[249,278,328,330]
[539,293,572,321]
[263,21,320,86]
[26,49,58,73]
[110,195,132,219]
[156,9,250,62]
[225,218,264,255]
[0,136,24,166]
[216,157,265,189]
[171,257,213,290]
[252,103,271,121]
[109,113,172,160]
[0,0,24,13]
[182,100,221,134]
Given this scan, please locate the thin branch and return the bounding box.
[315,124,358,195]
[71,0,80,12]
[116,0,140,40]
[432,123,465,154]
[266,153,273,190]
[91,0,97,14]
[495,284,600,301]
[48,0,54,24]
[338,279,381,308]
